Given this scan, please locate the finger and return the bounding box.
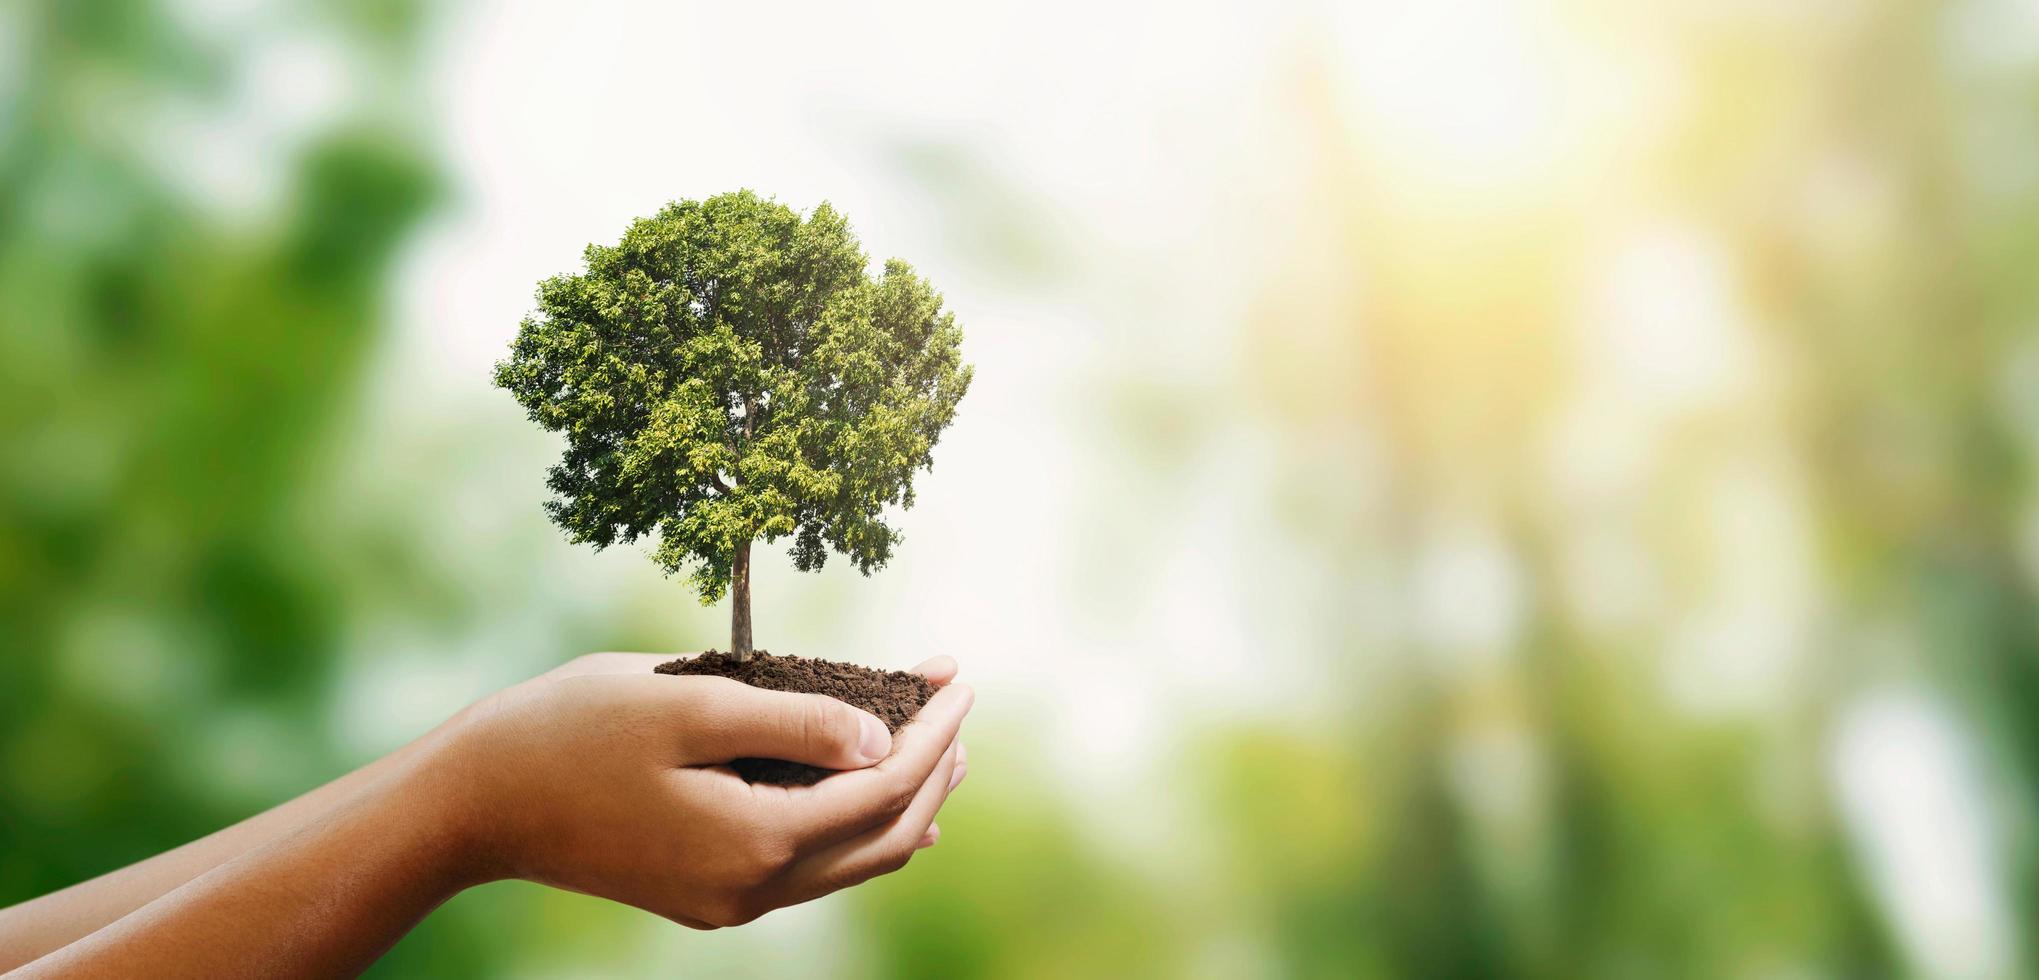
[911,655,958,687]
[666,676,893,770]
[776,683,973,843]
[917,822,940,850]
[772,738,961,904]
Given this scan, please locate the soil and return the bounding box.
[655,649,936,786]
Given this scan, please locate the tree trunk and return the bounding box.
[730,538,754,661]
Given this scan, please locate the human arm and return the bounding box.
[1,653,969,977]
[0,733,430,970]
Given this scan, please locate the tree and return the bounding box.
[495,191,972,659]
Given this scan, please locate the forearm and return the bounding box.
[0,654,969,976]
[8,745,477,979]
[0,732,436,970]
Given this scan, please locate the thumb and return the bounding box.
[670,677,893,770]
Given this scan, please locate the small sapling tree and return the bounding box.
[496,191,971,660]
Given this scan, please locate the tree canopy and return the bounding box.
[495,191,972,610]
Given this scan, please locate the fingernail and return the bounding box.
[947,765,967,793]
[857,712,892,763]
[917,824,940,849]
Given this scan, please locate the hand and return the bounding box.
[415,652,973,929]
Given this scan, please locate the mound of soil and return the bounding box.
[655,649,936,786]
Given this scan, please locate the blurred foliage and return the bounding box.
[852,759,1174,979]
[1,0,428,872]
[0,0,474,970]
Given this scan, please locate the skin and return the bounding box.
[0,653,971,978]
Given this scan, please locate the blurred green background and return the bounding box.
[6,0,2039,976]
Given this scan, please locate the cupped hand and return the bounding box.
[414,652,970,929]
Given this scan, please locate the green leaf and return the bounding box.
[495,190,972,600]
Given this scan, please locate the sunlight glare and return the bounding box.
[1328,0,1566,190]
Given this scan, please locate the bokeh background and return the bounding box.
[6,0,2039,976]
